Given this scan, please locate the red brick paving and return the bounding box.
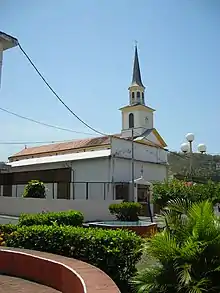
[0,275,60,293]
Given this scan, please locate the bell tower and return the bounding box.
[120,45,155,138]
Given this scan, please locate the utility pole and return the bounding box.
[0,31,18,88]
[131,127,135,201]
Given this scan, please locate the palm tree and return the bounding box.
[131,199,220,293]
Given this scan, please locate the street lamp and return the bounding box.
[0,31,18,88]
[180,133,207,179]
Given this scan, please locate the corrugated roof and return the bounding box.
[9,135,113,159]
[8,149,111,168]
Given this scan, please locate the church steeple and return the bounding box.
[129,45,145,106]
[120,44,156,138]
[131,45,144,87]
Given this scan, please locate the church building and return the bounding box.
[1,46,168,201]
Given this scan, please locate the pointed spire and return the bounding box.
[131,44,144,88]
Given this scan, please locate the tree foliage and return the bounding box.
[153,179,220,210]
[131,199,220,293]
[23,180,46,198]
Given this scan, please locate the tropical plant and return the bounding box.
[131,199,220,293]
[23,180,46,198]
[109,202,142,221]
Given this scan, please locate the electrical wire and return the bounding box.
[0,106,96,136]
[0,103,190,160]
[0,139,75,145]
[16,44,197,159]
[18,43,106,136]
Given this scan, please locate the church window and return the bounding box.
[131,92,135,103]
[142,92,145,103]
[129,113,134,128]
[136,91,140,102]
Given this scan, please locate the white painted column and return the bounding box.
[149,186,154,215]
[12,185,17,197]
[0,42,3,89]
[134,184,138,202]
[54,183,58,199]
[70,168,74,199]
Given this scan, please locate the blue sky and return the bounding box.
[0,0,220,160]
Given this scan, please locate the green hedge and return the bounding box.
[18,210,84,227]
[0,224,18,234]
[6,225,142,291]
[109,202,142,221]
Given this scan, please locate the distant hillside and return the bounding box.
[168,152,220,182]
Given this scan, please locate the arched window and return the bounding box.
[142,92,145,103]
[136,91,140,103]
[132,92,135,99]
[129,113,134,128]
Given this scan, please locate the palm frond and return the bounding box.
[131,266,166,293]
[165,198,192,215]
[176,263,192,285]
[147,232,179,261]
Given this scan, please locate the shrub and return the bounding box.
[109,202,142,221]
[23,180,46,198]
[18,210,84,227]
[6,225,143,291]
[0,224,17,246]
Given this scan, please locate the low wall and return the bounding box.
[90,223,157,237]
[0,198,122,221]
[0,247,120,293]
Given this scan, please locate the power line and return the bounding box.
[12,42,196,159]
[18,43,106,136]
[0,106,96,136]
[16,43,192,158]
[0,139,75,145]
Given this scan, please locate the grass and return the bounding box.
[136,251,158,271]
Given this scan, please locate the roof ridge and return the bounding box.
[8,134,116,159]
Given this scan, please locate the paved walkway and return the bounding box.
[0,275,60,293]
[0,215,18,225]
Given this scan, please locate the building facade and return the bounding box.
[2,46,168,201]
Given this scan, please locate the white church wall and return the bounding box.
[111,137,167,164]
[9,158,112,200]
[0,197,122,221]
[145,132,162,145]
[112,157,167,183]
[72,157,112,200]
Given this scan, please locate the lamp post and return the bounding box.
[180,133,207,180]
[0,31,18,88]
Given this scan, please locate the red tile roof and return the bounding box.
[9,135,113,159]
